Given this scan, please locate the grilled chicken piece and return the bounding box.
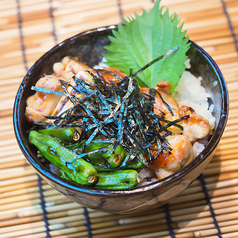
[25,57,94,123]
[143,81,210,141]
[149,135,194,180]
[177,106,210,142]
[51,70,94,117]
[140,81,179,115]
[25,75,62,122]
[162,105,210,141]
[53,56,92,81]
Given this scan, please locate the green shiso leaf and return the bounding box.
[103,0,190,92]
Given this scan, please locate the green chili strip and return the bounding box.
[29,131,97,185]
[95,170,138,189]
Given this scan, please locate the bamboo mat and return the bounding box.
[0,0,238,237]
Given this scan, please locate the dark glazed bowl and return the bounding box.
[13,25,229,214]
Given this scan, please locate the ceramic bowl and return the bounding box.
[13,25,228,214]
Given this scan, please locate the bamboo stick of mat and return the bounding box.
[0,169,237,212]
[1,200,237,235]
[0,163,237,216]
[1,154,237,186]
[1,171,237,208]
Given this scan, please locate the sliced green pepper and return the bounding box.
[38,127,80,144]
[92,164,117,172]
[95,170,138,189]
[125,157,144,169]
[29,131,97,185]
[123,152,144,169]
[85,142,125,168]
[66,142,82,151]
[92,157,144,172]
[59,169,72,181]
[66,141,126,169]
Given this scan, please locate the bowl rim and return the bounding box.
[13,25,229,196]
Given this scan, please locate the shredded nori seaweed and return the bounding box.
[40,72,184,165]
[31,46,189,166]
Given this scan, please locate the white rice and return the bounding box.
[172,59,215,157]
[172,70,215,130]
[192,140,206,157]
[93,57,109,69]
